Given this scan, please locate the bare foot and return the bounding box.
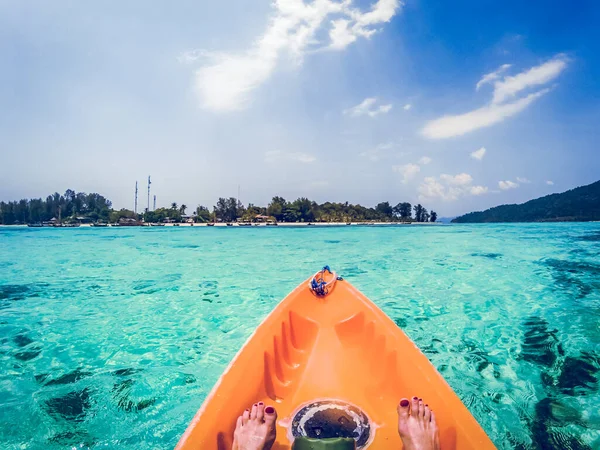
[397,396,440,450]
[232,402,277,450]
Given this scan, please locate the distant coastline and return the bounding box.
[0,191,439,226]
[453,179,600,223]
[0,221,442,228]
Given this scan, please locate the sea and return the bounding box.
[1,224,599,449]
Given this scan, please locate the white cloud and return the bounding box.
[418,172,488,201]
[191,0,401,111]
[470,185,489,195]
[403,103,412,111]
[421,54,568,139]
[440,173,473,185]
[475,64,512,91]
[344,97,393,117]
[329,19,358,50]
[418,156,432,165]
[492,54,568,104]
[265,150,316,163]
[498,180,519,190]
[476,64,511,91]
[418,177,446,200]
[360,142,393,161]
[516,177,531,183]
[421,89,550,139]
[330,0,401,49]
[392,163,420,183]
[470,147,487,160]
[546,180,554,185]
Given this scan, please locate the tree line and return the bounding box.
[0,190,437,224]
[0,190,112,225]
[210,196,437,223]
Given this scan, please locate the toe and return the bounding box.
[264,406,278,426]
[418,399,424,418]
[257,402,265,421]
[424,404,431,423]
[235,415,243,429]
[430,410,437,429]
[397,398,410,421]
[242,408,250,425]
[410,396,420,417]
[250,403,258,420]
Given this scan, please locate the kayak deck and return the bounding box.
[176,277,496,449]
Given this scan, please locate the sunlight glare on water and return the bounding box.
[1,224,599,449]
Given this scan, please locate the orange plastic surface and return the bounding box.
[176,276,496,450]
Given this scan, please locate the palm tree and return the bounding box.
[171,202,178,211]
[180,204,187,215]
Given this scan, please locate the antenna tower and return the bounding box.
[147,176,151,212]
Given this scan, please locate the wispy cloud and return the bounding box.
[421,89,551,139]
[418,156,432,165]
[516,177,531,183]
[360,142,393,161]
[177,49,212,64]
[419,172,488,201]
[476,64,511,91]
[470,147,487,160]
[189,0,401,112]
[421,54,568,139]
[344,97,393,117]
[392,163,420,183]
[546,180,555,185]
[264,150,315,164]
[498,180,519,190]
[329,0,401,49]
[403,103,412,111]
[492,55,568,104]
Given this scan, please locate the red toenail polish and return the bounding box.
[419,398,422,401]
[413,396,418,400]
[265,407,274,414]
[425,404,428,407]
[258,402,263,405]
[400,400,409,407]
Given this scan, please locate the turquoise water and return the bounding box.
[1,224,599,449]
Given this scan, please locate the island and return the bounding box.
[453,180,600,223]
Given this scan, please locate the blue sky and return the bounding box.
[1,0,599,216]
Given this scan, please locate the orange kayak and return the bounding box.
[176,269,496,449]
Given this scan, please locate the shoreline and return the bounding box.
[0,222,442,228]
[3,221,599,228]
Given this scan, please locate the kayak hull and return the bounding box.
[176,277,496,449]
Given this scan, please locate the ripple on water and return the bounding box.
[519,316,564,367]
[471,252,503,259]
[36,368,93,386]
[541,258,600,299]
[0,282,48,301]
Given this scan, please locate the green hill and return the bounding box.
[452,180,600,223]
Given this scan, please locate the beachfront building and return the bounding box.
[254,214,270,223]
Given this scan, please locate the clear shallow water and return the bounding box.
[1,224,599,450]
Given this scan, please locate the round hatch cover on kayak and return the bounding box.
[290,400,371,448]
